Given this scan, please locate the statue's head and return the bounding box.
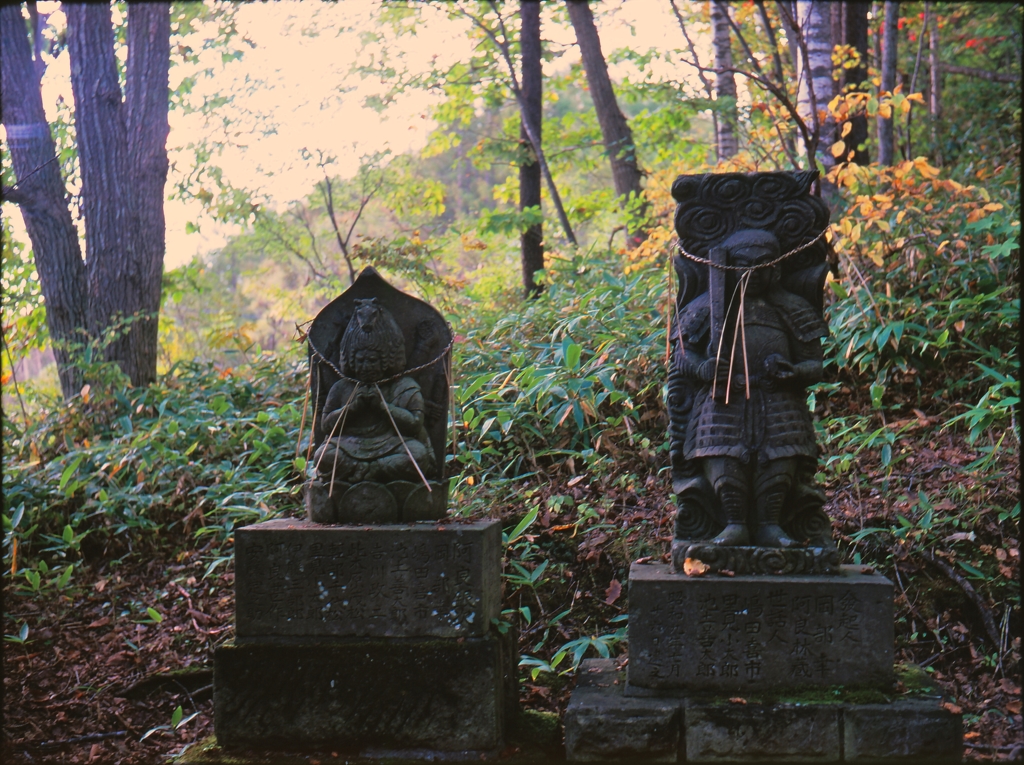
[722,229,781,296]
[339,298,407,383]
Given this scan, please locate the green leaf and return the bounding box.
[62,525,74,544]
[19,622,29,641]
[59,454,85,493]
[957,561,987,580]
[57,565,73,589]
[506,506,539,544]
[147,607,164,624]
[294,456,307,472]
[171,705,183,728]
[562,337,581,370]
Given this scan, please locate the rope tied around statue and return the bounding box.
[301,328,455,496]
[671,227,832,406]
[674,226,830,271]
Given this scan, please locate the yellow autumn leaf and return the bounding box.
[683,558,710,577]
[878,103,893,119]
[841,121,853,138]
[896,210,906,224]
[850,222,862,243]
[900,99,912,114]
[967,208,987,224]
[875,220,891,233]
[831,140,846,158]
[983,203,1004,212]
[867,245,885,267]
[907,92,926,104]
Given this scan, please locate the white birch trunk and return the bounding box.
[795,0,836,169]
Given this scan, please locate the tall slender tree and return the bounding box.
[565,0,645,246]
[927,3,942,166]
[2,3,170,396]
[794,0,835,170]
[711,1,738,161]
[839,1,871,164]
[519,1,543,297]
[877,0,899,165]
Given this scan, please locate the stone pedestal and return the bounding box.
[214,518,516,755]
[628,564,894,692]
[565,563,961,762]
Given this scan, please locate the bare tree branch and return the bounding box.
[754,0,786,85]
[938,63,1018,84]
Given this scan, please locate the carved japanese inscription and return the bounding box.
[626,564,894,692]
[234,519,500,639]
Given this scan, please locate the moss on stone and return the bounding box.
[511,708,562,748]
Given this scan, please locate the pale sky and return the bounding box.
[4,0,707,270]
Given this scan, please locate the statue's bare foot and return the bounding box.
[711,524,750,546]
[754,524,796,547]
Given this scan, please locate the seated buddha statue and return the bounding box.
[313,298,435,485]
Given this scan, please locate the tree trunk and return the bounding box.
[565,0,646,245]
[842,1,871,164]
[877,0,898,165]
[777,1,802,78]
[711,1,739,161]
[1,5,87,399]
[67,4,146,383]
[795,0,835,169]
[519,1,543,298]
[928,3,942,166]
[126,2,170,386]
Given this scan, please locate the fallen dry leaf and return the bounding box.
[683,558,710,577]
[728,697,747,705]
[1006,700,1022,715]
[943,702,963,715]
[719,569,736,577]
[963,731,980,740]
[604,578,622,605]
[87,616,111,629]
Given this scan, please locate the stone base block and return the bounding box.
[685,704,840,762]
[565,662,680,762]
[235,519,500,639]
[844,701,963,763]
[628,563,893,693]
[214,632,517,752]
[565,660,962,763]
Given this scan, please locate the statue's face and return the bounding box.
[350,348,385,382]
[731,243,778,296]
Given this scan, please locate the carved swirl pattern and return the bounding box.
[671,170,830,266]
[670,541,840,576]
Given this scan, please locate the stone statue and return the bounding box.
[304,268,451,524]
[667,171,839,574]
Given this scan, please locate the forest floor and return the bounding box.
[3,421,1020,762]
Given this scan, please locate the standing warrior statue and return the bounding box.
[667,172,837,572]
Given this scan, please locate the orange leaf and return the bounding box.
[683,558,710,577]
[943,702,963,715]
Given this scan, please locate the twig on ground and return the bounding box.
[921,551,1002,649]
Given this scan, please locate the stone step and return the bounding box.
[565,659,962,763]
